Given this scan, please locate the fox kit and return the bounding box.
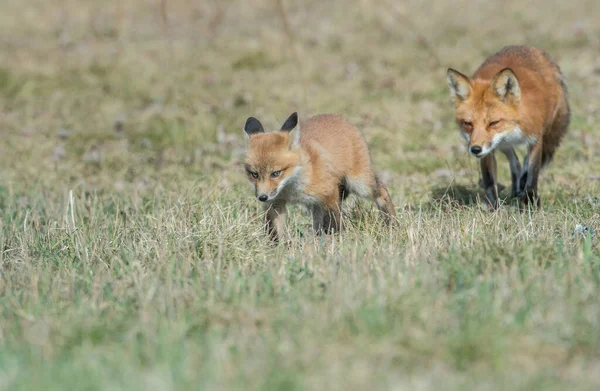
[243,112,396,243]
[446,45,570,209]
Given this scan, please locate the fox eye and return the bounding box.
[249,171,259,179]
[461,120,473,130]
[488,120,501,127]
[271,170,282,178]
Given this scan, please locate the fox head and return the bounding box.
[243,112,302,203]
[446,68,522,158]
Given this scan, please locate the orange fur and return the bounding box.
[447,45,570,209]
[244,113,395,243]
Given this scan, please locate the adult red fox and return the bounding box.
[243,112,395,243]
[446,45,570,209]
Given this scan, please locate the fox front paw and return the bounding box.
[518,191,541,211]
[484,186,500,210]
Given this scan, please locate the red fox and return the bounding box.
[446,45,570,209]
[243,112,396,243]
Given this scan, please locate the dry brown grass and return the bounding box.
[0,0,599,389]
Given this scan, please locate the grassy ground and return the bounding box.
[0,0,599,389]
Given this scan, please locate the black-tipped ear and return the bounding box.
[280,112,298,132]
[244,117,264,136]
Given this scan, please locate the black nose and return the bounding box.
[470,145,482,155]
[258,194,268,202]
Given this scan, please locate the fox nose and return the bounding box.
[469,145,482,156]
[257,194,268,202]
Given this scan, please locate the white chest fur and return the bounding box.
[492,126,537,149]
[275,166,319,206]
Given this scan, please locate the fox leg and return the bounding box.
[338,179,350,202]
[321,208,342,234]
[519,139,543,210]
[323,195,343,234]
[311,203,342,235]
[480,152,499,209]
[500,146,521,198]
[311,205,325,234]
[344,174,396,225]
[372,176,396,224]
[264,201,286,243]
[314,192,343,235]
[519,152,530,194]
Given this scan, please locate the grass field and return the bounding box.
[0,0,599,389]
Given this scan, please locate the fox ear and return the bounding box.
[491,68,521,103]
[280,112,298,132]
[244,117,264,139]
[446,68,472,101]
[280,112,300,149]
[287,126,300,150]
